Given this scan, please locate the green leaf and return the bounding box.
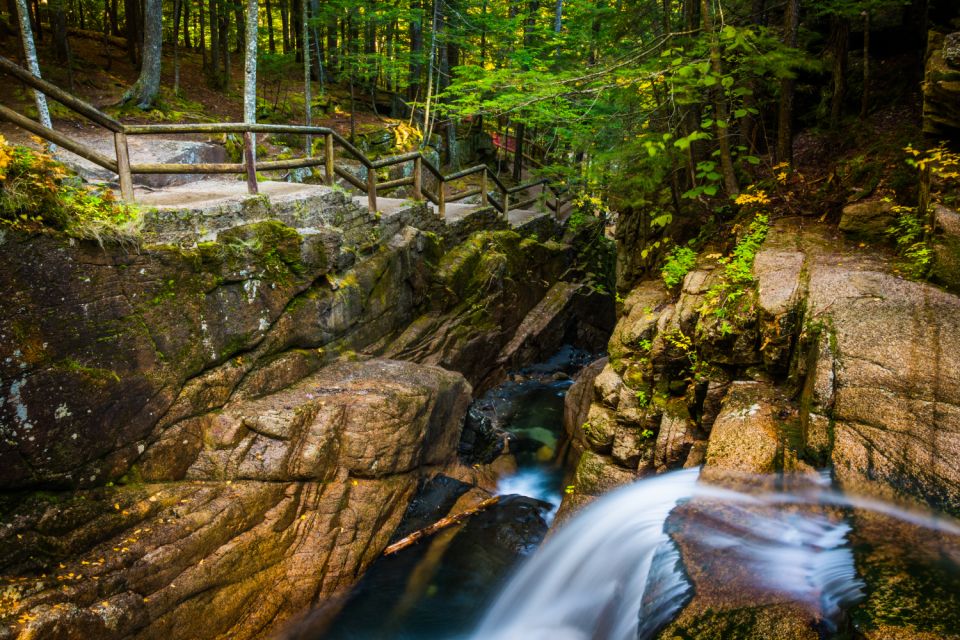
[734,108,748,118]
[703,184,719,196]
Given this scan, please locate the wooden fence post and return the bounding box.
[324,133,334,186]
[479,170,488,207]
[438,179,446,218]
[413,155,422,200]
[367,167,378,212]
[502,190,509,217]
[243,131,258,195]
[113,131,134,202]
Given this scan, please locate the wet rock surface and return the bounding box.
[556,216,960,638]
[561,217,960,517]
[0,358,470,640]
[0,199,607,639]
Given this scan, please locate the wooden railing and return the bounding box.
[0,55,573,219]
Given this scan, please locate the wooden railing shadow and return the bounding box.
[0,55,573,219]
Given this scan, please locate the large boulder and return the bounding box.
[0,358,471,640]
[839,199,896,238]
[923,30,960,137]
[0,223,438,489]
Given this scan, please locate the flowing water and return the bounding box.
[317,353,582,640]
[472,469,960,640]
[315,350,960,640]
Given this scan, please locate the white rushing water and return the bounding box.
[472,468,960,640]
[496,469,563,524]
[473,468,702,640]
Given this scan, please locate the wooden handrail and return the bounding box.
[0,55,122,132]
[0,104,118,172]
[0,55,576,220]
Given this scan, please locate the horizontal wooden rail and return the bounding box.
[371,151,420,170]
[0,104,118,172]
[0,55,122,132]
[334,166,366,191]
[447,187,482,203]
[0,54,577,220]
[376,176,415,192]
[444,165,486,182]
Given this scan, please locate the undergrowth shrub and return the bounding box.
[0,136,140,245]
[661,245,697,288]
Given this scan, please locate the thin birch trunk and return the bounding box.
[14,0,53,149]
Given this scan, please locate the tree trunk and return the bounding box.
[182,0,190,48]
[327,13,337,79]
[860,10,870,119]
[776,0,798,165]
[408,0,422,104]
[50,0,74,89]
[122,0,162,108]
[829,15,849,129]
[244,0,257,138]
[14,0,52,142]
[292,0,300,61]
[279,0,289,53]
[234,2,244,54]
[219,1,230,89]
[109,0,118,36]
[123,0,142,65]
[209,0,219,80]
[102,0,112,69]
[29,0,40,42]
[265,0,275,53]
[7,0,24,64]
[421,0,439,144]
[701,0,738,196]
[200,0,208,70]
[302,0,311,153]
[310,0,323,84]
[173,0,181,94]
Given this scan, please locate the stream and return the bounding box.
[317,347,589,640]
[314,350,960,640]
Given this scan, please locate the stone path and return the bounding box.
[135,178,558,246]
[45,131,562,242]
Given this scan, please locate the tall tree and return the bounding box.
[122,0,162,108]
[302,0,311,153]
[244,0,258,192]
[776,0,799,165]
[701,0,738,196]
[14,0,51,140]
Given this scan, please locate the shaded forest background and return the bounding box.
[1,0,959,285]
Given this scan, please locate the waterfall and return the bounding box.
[471,468,960,640]
[472,468,701,640]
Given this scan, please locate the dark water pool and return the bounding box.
[312,353,585,640]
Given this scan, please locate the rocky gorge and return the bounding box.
[558,212,960,638]
[0,190,613,638]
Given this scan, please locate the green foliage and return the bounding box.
[661,245,697,288]
[635,390,650,407]
[0,138,139,243]
[887,205,932,278]
[699,211,769,325]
